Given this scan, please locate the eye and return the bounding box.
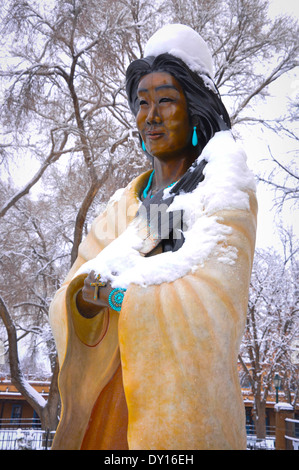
[139,99,148,106]
[159,97,174,103]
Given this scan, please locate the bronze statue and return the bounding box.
[50,24,257,450]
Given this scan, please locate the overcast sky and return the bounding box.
[268,0,298,18]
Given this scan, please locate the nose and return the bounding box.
[146,103,162,125]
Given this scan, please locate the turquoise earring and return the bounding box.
[192,126,198,147]
[142,140,146,151]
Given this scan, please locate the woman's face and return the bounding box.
[136,72,194,163]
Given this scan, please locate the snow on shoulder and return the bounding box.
[74,131,256,288]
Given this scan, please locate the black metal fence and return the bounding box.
[0,419,55,450]
[0,429,55,450]
[246,424,276,450]
[1,419,297,450]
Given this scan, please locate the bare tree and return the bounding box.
[258,146,298,213]
[239,248,299,438]
[0,190,69,430]
[0,295,60,431]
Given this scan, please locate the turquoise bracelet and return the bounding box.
[108,288,127,312]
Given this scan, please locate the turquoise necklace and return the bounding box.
[142,170,178,199]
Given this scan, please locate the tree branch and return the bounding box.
[0,132,69,218]
[70,163,111,265]
[0,295,46,414]
[231,52,298,122]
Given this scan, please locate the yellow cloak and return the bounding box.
[50,165,257,450]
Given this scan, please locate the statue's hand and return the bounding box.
[76,270,112,317]
[82,270,111,308]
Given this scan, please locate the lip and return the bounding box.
[145,132,164,140]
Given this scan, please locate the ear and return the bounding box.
[191,115,200,127]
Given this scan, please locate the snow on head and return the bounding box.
[74,131,256,288]
[144,24,214,82]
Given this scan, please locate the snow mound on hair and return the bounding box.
[144,24,214,79]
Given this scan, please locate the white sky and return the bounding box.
[268,0,298,18]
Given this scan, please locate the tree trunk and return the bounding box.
[0,296,60,433]
[39,356,60,432]
[253,399,267,439]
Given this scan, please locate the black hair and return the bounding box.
[125,53,231,150]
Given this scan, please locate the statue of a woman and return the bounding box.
[50,24,257,450]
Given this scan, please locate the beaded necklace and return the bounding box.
[142,170,178,199]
